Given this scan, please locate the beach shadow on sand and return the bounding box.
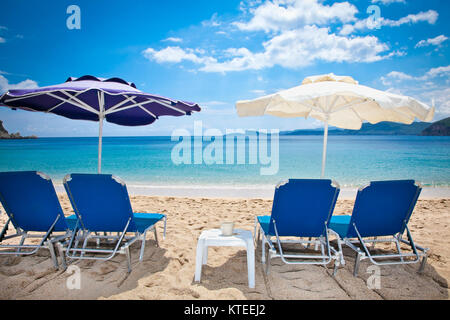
[192,240,448,300]
[0,239,170,300]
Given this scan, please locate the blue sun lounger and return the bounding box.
[255,179,341,274]
[62,173,166,273]
[329,180,428,276]
[0,171,77,269]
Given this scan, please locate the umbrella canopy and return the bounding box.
[236,73,435,177]
[0,75,201,172]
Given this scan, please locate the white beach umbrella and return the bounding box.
[236,73,435,178]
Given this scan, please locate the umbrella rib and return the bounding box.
[3,92,46,104]
[328,95,340,113]
[128,97,158,119]
[121,96,158,119]
[300,100,323,114]
[104,95,138,114]
[138,105,157,119]
[106,98,186,115]
[60,91,100,114]
[157,100,187,115]
[46,90,86,113]
[104,99,155,114]
[46,92,98,114]
[332,98,369,113]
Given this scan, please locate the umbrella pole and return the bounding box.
[321,119,328,178]
[98,116,103,174]
[98,91,104,174]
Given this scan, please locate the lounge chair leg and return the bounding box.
[47,240,59,270]
[314,238,319,251]
[253,218,257,243]
[306,237,311,249]
[265,249,271,274]
[57,242,67,270]
[419,255,427,274]
[81,232,90,258]
[353,252,362,277]
[17,234,26,256]
[332,260,339,277]
[337,239,345,266]
[162,216,167,240]
[139,232,146,262]
[320,241,326,264]
[125,247,132,273]
[395,238,404,263]
[153,227,159,247]
[261,237,266,264]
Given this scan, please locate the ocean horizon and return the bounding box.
[1,135,449,198]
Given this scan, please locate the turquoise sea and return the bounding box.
[0,136,449,189]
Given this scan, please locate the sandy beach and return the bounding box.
[0,193,448,300]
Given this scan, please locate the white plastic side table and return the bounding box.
[194,229,255,288]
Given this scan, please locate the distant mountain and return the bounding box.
[280,119,450,136]
[421,117,450,136]
[0,120,37,139]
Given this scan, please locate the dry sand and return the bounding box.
[0,195,448,300]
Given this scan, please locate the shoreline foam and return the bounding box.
[55,184,450,199]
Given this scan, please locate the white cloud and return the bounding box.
[233,0,357,32]
[420,88,450,116]
[424,65,450,79]
[162,37,183,43]
[371,0,406,5]
[382,10,438,27]
[143,26,393,73]
[383,65,450,83]
[250,89,266,96]
[340,10,438,35]
[0,37,5,43]
[142,0,435,74]
[142,46,215,65]
[0,75,38,93]
[381,66,450,117]
[202,13,221,27]
[415,35,448,48]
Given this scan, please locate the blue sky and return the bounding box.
[0,0,449,137]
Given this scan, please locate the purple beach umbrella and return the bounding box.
[0,75,201,172]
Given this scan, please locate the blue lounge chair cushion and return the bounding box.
[329,215,351,238]
[132,213,165,234]
[329,180,421,239]
[267,179,340,237]
[64,174,136,232]
[257,215,271,235]
[0,171,69,232]
[64,174,165,233]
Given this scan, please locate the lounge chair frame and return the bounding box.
[0,171,72,269]
[60,216,166,273]
[0,215,69,269]
[333,182,429,276]
[61,174,167,273]
[336,223,428,276]
[255,219,342,275]
[255,180,342,275]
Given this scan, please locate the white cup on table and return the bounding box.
[220,222,234,236]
